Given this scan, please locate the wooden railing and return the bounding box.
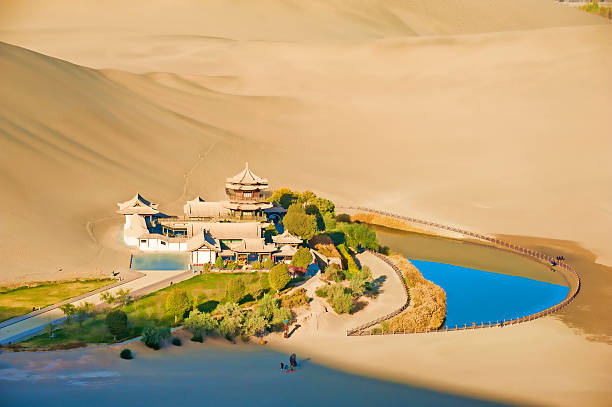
[341,206,581,336]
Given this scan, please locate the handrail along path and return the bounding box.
[341,206,581,336]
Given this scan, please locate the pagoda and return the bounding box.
[224,163,272,219]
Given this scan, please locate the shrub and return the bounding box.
[105,309,128,341]
[337,244,358,272]
[323,263,343,282]
[165,289,191,323]
[349,266,373,298]
[191,333,203,343]
[226,261,239,270]
[225,278,246,303]
[215,256,225,269]
[315,286,329,298]
[242,313,268,338]
[256,293,278,321]
[184,309,217,337]
[263,257,274,269]
[269,263,290,293]
[119,349,133,360]
[216,302,243,340]
[331,292,353,314]
[141,326,171,350]
[280,288,310,309]
[328,283,353,314]
[283,203,318,240]
[271,307,292,330]
[291,247,313,268]
[202,263,211,272]
[171,337,182,346]
[251,261,263,269]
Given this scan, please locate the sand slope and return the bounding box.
[1,19,612,282]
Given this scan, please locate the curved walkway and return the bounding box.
[339,206,581,335]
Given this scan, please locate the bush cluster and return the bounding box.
[119,349,133,360]
[280,288,310,309]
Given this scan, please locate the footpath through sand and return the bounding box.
[0,269,190,345]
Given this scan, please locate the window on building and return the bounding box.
[244,192,252,198]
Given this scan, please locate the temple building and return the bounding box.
[117,163,306,268]
[224,162,272,219]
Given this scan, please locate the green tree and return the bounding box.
[340,223,378,251]
[349,266,373,298]
[184,309,217,338]
[105,309,128,341]
[269,187,299,209]
[141,325,171,350]
[322,213,337,230]
[264,224,278,243]
[165,289,191,323]
[116,288,131,306]
[257,293,278,321]
[291,247,313,268]
[225,278,246,303]
[269,263,290,293]
[59,303,77,324]
[100,291,116,306]
[283,203,318,240]
[75,302,94,327]
[216,302,243,339]
[242,312,268,338]
[215,256,225,270]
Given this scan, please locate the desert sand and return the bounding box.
[0,1,611,405]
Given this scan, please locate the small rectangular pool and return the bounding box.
[130,253,190,271]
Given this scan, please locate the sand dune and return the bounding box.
[1,1,611,405]
[1,17,611,283]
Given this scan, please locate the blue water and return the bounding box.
[130,253,190,270]
[410,259,570,329]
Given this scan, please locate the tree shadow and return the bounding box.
[238,294,254,305]
[287,324,301,338]
[197,300,219,313]
[351,300,368,313]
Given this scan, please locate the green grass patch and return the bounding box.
[0,279,114,322]
[21,272,270,348]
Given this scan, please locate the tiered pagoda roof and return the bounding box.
[225,162,269,192]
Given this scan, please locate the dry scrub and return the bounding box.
[350,213,432,236]
[383,255,446,333]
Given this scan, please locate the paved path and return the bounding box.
[290,251,407,338]
[0,269,190,345]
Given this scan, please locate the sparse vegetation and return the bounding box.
[280,288,310,309]
[384,256,446,333]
